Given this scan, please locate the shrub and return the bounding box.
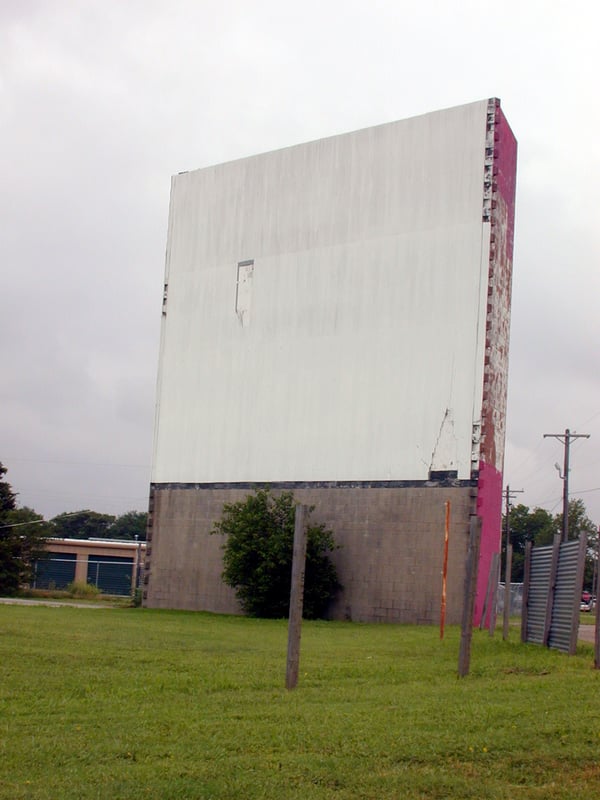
[66,581,101,599]
[212,489,341,619]
[131,588,143,608]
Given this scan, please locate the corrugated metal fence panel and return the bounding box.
[548,540,581,653]
[526,544,553,645]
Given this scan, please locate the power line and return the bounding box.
[506,438,545,481]
[3,457,150,469]
[0,511,82,530]
[577,409,600,428]
[17,488,149,500]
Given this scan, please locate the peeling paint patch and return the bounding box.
[235,260,254,326]
[480,99,517,473]
[429,408,457,476]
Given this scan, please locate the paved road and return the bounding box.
[578,623,596,644]
[0,597,115,609]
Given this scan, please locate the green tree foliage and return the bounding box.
[212,488,341,619]
[501,504,555,582]
[50,510,147,540]
[0,461,17,513]
[109,511,147,541]
[51,510,116,539]
[502,499,598,587]
[564,499,598,590]
[563,497,596,542]
[0,463,51,595]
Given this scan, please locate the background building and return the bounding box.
[34,538,146,596]
[145,98,517,624]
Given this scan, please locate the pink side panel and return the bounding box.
[475,101,517,626]
[475,460,503,625]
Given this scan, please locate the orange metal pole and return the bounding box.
[440,501,450,639]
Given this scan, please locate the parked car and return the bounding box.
[580,595,595,612]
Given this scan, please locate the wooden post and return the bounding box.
[595,600,600,670]
[502,543,513,640]
[488,552,500,637]
[286,505,308,690]
[440,501,450,640]
[458,516,481,678]
[479,554,496,631]
[521,540,532,643]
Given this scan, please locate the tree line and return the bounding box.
[0,461,147,595]
[502,498,598,588]
[2,457,598,602]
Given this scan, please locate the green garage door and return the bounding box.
[87,555,134,596]
[33,553,77,590]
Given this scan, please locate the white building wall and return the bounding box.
[152,100,491,485]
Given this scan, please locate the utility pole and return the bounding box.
[502,485,523,641]
[503,484,524,579]
[543,428,590,542]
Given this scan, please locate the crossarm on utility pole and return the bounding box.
[543,429,590,541]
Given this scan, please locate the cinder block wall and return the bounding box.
[145,485,473,624]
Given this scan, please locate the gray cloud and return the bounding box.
[2,0,599,522]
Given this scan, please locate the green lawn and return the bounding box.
[0,606,599,799]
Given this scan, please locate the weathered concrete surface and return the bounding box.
[145,484,473,624]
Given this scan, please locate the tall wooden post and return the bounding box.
[502,543,513,640]
[595,531,600,669]
[458,516,481,677]
[440,501,450,639]
[568,533,587,655]
[286,505,308,690]
[479,552,497,631]
[488,552,500,637]
[521,540,532,643]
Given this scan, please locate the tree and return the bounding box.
[0,463,51,595]
[502,499,598,589]
[212,488,341,619]
[51,510,115,539]
[559,498,598,591]
[110,511,147,541]
[558,497,596,542]
[0,461,16,513]
[501,504,555,582]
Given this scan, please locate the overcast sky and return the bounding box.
[2,0,599,524]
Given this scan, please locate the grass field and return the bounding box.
[1,605,599,799]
